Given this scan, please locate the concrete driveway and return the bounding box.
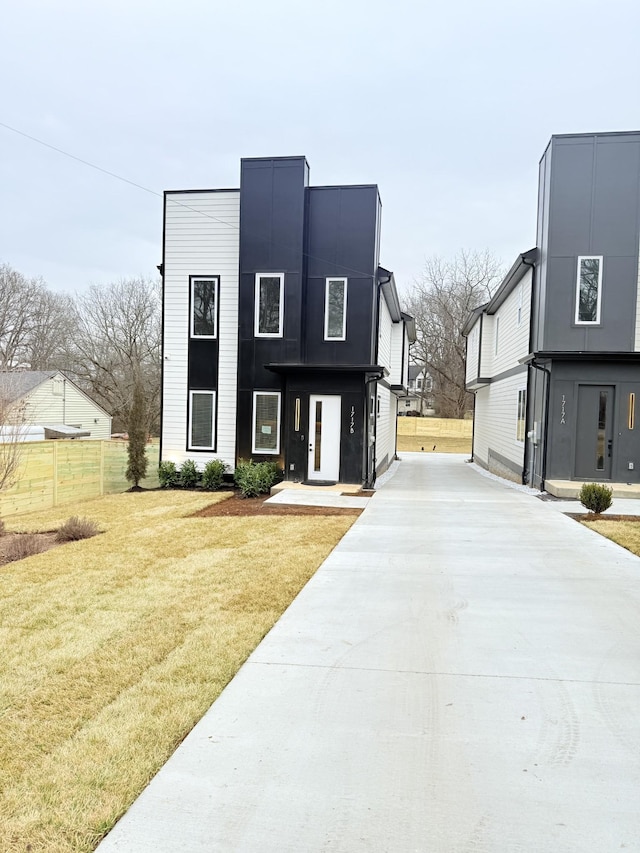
[97,453,640,852]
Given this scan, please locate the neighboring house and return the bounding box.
[160,156,415,486]
[399,365,433,415]
[463,130,640,492]
[0,371,112,440]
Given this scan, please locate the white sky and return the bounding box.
[2,0,639,297]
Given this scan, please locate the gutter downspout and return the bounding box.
[366,270,393,489]
[530,359,551,491]
[521,254,536,485]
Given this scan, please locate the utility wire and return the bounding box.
[0,119,390,281]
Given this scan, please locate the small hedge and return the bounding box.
[179,459,200,489]
[579,482,613,514]
[233,459,281,498]
[158,461,179,489]
[202,459,227,490]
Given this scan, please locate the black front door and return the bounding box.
[575,384,615,479]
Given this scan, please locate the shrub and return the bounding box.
[579,482,613,514]
[179,459,200,489]
[125,381,148,487]
[233,459,279,498]
[158,460,179,489]
[4,534,47,562]
[56,516,100,542]
[202,459,227,490]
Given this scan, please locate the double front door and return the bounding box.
[575,384,614,480]
[307,395,341,482]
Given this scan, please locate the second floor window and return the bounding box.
[324,278,347,340]
[576,256,603,324]
[255,273,284,337]
[191,277,218,338]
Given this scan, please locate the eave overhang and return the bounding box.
[520,351,640,365]
[265,363,388,379]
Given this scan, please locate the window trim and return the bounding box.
[188,390,216,451]
[254,273,284,338]
[252,390,281,455]
[575,255,603,325]
[190,275,219,339]
[324,277,348,341]
[516,387,526,444]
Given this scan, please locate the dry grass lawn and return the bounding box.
[0,490,356,853]
[581,517,640,556]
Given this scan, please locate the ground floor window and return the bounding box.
[516,388,526,443]
[252,391,281,454]
[189,390,215,449]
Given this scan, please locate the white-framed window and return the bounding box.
[575,256,603,324]
[516,388,526,443]
[324,277,347,340]
[191,276,218,338]
[495,316,500,355]
[255,273,284,337]
[189,390,216,450]
[252,391,281,454]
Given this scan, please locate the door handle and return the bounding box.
[607,439,613,457]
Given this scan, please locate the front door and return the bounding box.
[575,384,614,479]
[307,395,341,482]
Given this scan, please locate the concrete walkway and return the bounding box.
[97,453,640,852]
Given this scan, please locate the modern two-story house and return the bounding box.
[464,130,640,493]
[160,156,414,487]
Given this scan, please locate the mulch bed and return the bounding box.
[568,514,640,523]
[190,491,368,518]
[0,532,62,565]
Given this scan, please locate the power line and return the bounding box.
[0,120,388,281]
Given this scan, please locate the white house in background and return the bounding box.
[0,371,112,440]
[399,365,433,415]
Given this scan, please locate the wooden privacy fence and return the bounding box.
[396,417,473,438]
[0,440,160,519]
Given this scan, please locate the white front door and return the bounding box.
[307,395,341,482]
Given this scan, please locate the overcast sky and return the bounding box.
[2,0,639,297]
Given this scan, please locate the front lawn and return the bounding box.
[581,517,640,556]
[0,490,356,852]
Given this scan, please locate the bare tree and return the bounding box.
[0,374,32,495]
[0,264,72,370]
[405,250,503,418]
[67,278,161,434]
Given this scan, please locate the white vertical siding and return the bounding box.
[465,319,481,383]
[389,322,405,384]
[377,295,392,371]
[162,191,240,470]
[23,374,111,439]
[491,269,532,374]
[375,384,396,474]
[473,374,527,479]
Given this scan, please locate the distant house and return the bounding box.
[160,155,415,486]
[399,365,433,415]
[0,371,112,440]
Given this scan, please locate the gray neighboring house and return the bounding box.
[0,370,112,440]
[463,130,640,492]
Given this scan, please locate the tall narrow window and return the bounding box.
[189,391,215,449]
[255,273,284,337]
[596,390,608,470]
[252,391,281,454]
[629,393,635,430]
[324,278,347,340]
[516,388,526,443]
[191,277,218,338]
[575,256,603,324]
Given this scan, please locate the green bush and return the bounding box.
[579,482,613,514]
[202,459,227,490]
[233,459,279,498]
[158,460,179,489]
[179,459,200,489]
